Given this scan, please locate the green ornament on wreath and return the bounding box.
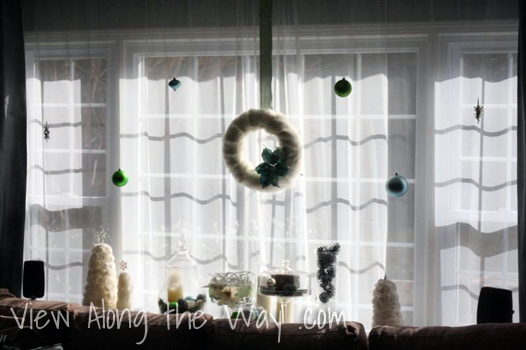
[255,147,289,188]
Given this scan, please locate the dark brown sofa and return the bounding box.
[369,324,526,350]
[0,289,367,350]
[4,288,526,350]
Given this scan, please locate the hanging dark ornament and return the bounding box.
[385,173,408,198]
[112,169,129,187]
[474,98,483,124]
[43,122,50,142]
[168,77,182,91]
[334,77,352,97]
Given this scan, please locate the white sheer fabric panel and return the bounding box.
[25,56,109,302]
[119,42,392,326]
[434,38,519,324]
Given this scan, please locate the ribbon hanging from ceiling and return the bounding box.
[259,0,273,110]
[222,0,303,193]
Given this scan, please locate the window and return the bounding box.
[434,35,518,324]
[24,24,518,326]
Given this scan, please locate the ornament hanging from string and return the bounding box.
[334,78,352,97]
[112,168,129,187]
[474,98,483,124]
[168,77,182,91]
[385,173,408,198]
[43,122,50,142]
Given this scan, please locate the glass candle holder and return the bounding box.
[158,240,206,314]
[206,271,255,313]
[258,260,311,323]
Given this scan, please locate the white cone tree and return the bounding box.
[83,243,118,309]
[372,276,404,327]
[117,261,133,310]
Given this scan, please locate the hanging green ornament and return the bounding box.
[385,173,408,198]
[168,77,182,91]
[334,77,352,97]
[112,169,129,187]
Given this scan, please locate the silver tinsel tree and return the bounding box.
[372,276,404,327]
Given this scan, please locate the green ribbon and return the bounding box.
[259,0,273,110]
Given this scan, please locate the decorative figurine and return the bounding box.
[474,98,483,124]
[168,77,182,91]
[372,275,404,327]
[43,122,50,142]
[83,242,118,309]
[385,173,409,198]
[117,260,133,310]
[334,77,352,97]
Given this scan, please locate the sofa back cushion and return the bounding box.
[0,290,213,350]
[207,319,368,350]
[67,306,212,350]
[369,324,526,350]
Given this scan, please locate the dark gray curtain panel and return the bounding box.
[0,0,27,297]
[519,0,526,323]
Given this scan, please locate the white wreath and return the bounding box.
[223,109,303,193]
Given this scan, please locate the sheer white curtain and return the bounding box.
[118,4,392,324]
[22,0,519,328]
[431,31,519,325]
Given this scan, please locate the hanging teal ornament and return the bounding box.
[334,77,352,97]
[385,173,408,198]
[168,77,182,91]
[112,169,129,187]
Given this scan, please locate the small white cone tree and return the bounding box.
[117,261,133,310]
[372,276,404,327]
[83,243,118,309]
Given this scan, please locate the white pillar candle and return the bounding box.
[257,275,275,314]
[257,294,274,316]
[116,270,133,310]
[276,299,294,323]
[168,285,184,303]
[167,268,183,285]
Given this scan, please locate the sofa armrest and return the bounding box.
[0,295,74,345]
[0,289,16,300]
[369,324,526,350]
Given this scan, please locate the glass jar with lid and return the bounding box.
[258,259,311,298]
[158,239,206,314]
[258,260,311,323]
